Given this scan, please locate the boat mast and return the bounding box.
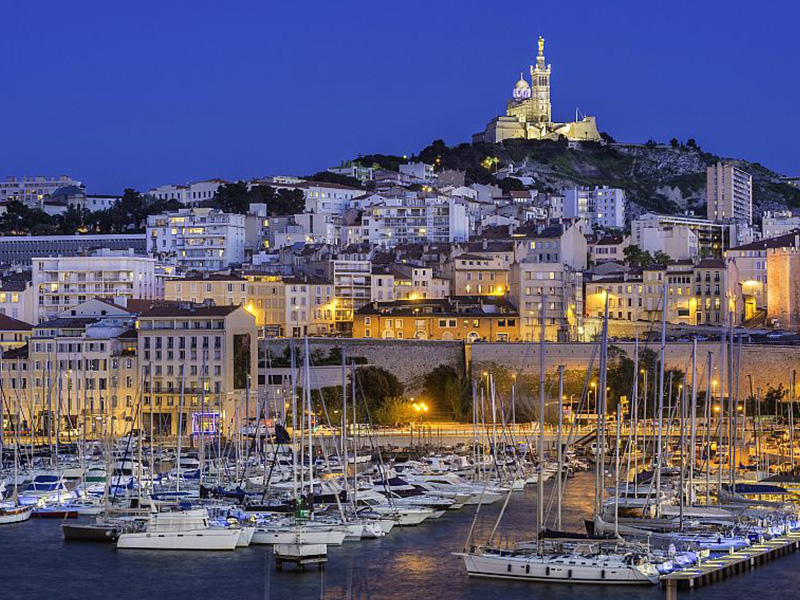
[557,364,564,531]
[689,339,698,508]
[537,294,546,554]
[176,365,185,492]
[655,280,667,517]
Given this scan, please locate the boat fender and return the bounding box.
[526,565,530,574]
[568,569,572,579]
[601,569,605,580]
[507,564,511,573]
[546,567,550,576]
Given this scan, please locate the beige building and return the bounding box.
[24,300,140,436]
[138,303,258,435]
[509,260,583,341]
[0,279,35,324]
[0,314,32,351]
[707,162,753,224]
[766,234,800,330]
[585,276,644,322]
[451,253,510,296]
[354,297,520,342]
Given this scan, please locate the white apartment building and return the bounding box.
[363,196,469,247]
[707,162,753,224]
[640,225,699,260]
[0,176,82,204]
[762,211,800,239]
[399,162,436,184]
[32,249,159,323]
[148,179,226,206]
[593,186,626,229]
[302,183,363,215]
[0,280,35,324]
[147,207,247,271]
[564,186,625,229]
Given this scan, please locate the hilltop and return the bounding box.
[354,138,800,220]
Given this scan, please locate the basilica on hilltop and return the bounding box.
[473,37,602,144]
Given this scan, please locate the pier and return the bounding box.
[661,532,800,592]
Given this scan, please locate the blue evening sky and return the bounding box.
[0,1,797,193]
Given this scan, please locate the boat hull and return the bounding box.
[117,529,240,551]
[458,553,659,585]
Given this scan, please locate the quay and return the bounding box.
[661,532,800,592]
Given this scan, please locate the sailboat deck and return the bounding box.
[661,531,800,590]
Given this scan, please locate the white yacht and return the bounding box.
[117,509,240,550]
[457,542,660,585]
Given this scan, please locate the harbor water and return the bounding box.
[3,472,799,599]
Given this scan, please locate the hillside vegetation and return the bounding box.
[356,138,800,219]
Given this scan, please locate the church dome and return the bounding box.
[514,74,530,90]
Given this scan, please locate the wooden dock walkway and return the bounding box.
[661,532,800,591]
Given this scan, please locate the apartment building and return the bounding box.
[450,253,510,296]
[148,179,226,206]
[353,297,520,342]
[564,186,625,229]
[585,275,644,322]
[761,211,800,239]
[509,260,583,342]
[147,207,247,271]
[0,279,35,324]
[33,249,159,323]
[25,300,140,435]
[0,314,32,351]
[137,303,258,435]
[707,162,753,224]
[693,258,741,326]
[362,195,469,247]
[0,175,83,205]
[590,235,630,264]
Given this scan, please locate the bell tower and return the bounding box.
[529,36,551,123]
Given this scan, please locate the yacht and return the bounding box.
[117,509,240,550]
[457,541,660,585]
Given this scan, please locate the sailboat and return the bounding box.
[0,404,33,524]
[456,296,660,585]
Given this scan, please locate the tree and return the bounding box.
[600,132,616,144]
[0,201,57,235]
[355,366,404,415]
[305,171,362,189]
[623,244,654,268]
[373,397,417,426]
[423,365,469,420]
[670,138,680,149]
[653,250,671,265]
[210,181,251,214]
[56,205,88,235]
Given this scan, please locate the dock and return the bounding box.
[661,532,800,592]
[274,543,328,571]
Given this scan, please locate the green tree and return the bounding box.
[423,365,470,420]
[623,244,654,268]
[653,250,671,265]
[355,366,404,414]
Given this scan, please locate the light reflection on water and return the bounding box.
[3,472,800,599]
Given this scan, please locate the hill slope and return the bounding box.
[357,139,800,220]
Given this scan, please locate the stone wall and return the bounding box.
[260,338,800,396]
[470,341,800,392]
[260,338,466,393]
